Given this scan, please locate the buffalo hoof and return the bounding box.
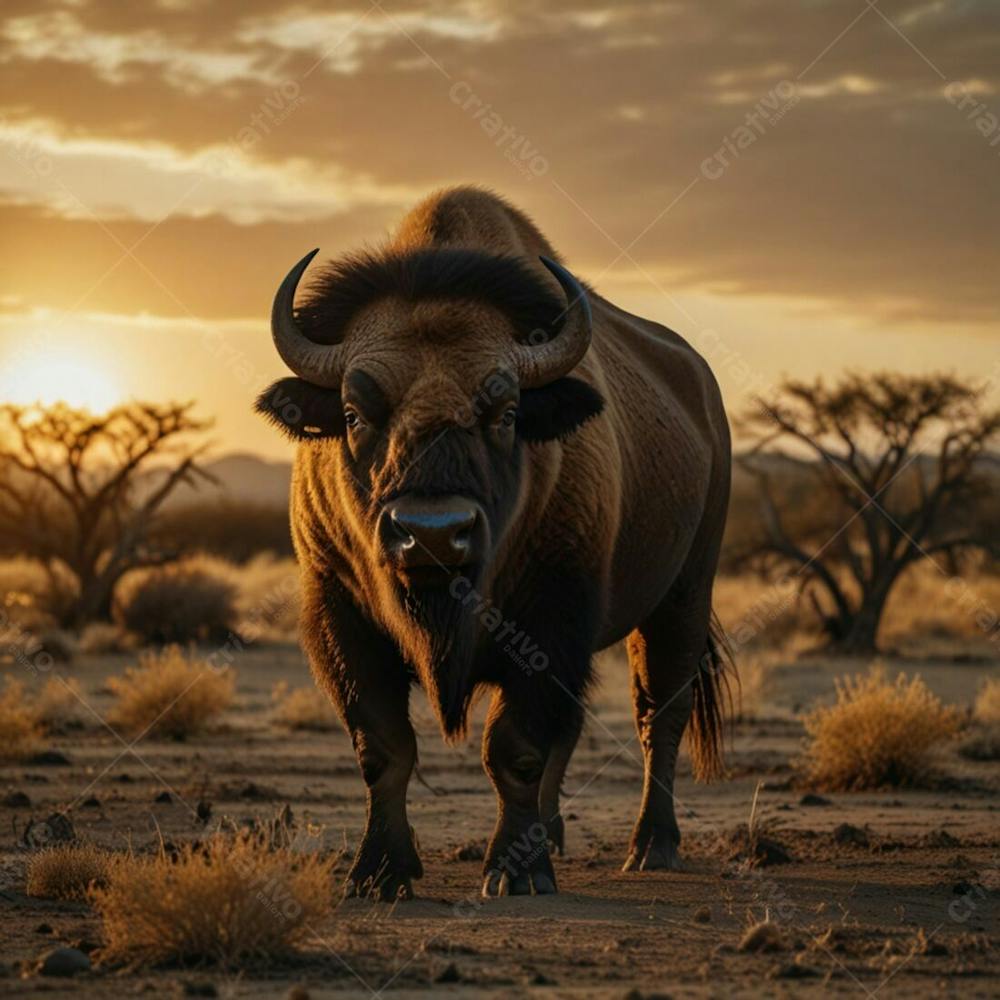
[622,835,683,872]
[344,837,422,902]
[481,868,558,897]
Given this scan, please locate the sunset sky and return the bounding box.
[0,0,997,460]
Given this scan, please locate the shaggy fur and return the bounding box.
[260,185,732,899]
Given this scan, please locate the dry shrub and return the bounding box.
[113,556,238,644]
[234,553,300,642]
[974,678,1000,724]
[107,646,234,740]
[0,679,44,761]
[0,557,77,630]
[78,622,138,655]
[32,677,84,732]
[92,835,334,967]
[801,668,960,790]
[271,682,337,732]
[713,574,813,653]
[26,843,114,900]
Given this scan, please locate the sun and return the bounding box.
[0,347,123,413]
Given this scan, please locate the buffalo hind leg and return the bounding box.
[481,690,557,896]
[538,707,582,856]
[623,598,711,872]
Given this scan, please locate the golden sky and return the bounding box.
[0,0,997,459]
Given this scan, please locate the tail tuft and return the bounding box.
[687,611,736,782]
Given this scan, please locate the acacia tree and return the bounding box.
[738,373,1000,653]
[0,401,213,627]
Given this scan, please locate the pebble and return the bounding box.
[38,946,90,977]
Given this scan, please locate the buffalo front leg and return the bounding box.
[481,690,557,896]
[304,579,422,901]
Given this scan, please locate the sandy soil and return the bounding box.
[1,643,997,998]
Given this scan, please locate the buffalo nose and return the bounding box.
[382,497,483,569]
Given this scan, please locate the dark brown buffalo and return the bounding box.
[257,186,732,900]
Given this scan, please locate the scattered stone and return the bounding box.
[738,920,787,954]
[434,963,462,983]
[196,800,213,824]
[693,905,712,923]
[28,750,71,766]
[2,791,31,807]
[725,826,793,867]
[450,839,487,861]
[115,773,134,783]
[22,812,75,847]
[923,829,960,849]
[154,791,173,804]
[38,946,90,977]
[34,923,53,935]
[832,823,868,847]
[530,971,556,985]
[799,793,831,807]
[80,796,101,809]
[286,987,310,1000]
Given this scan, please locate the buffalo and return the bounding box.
[257,186,732,899]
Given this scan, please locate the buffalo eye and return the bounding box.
[344,408,362,430]
[499,407,517,429]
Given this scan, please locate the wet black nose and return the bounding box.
[380,496,483,569]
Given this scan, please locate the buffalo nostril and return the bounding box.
[384,501,481,568]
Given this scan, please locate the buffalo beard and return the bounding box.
[401,581,480,739]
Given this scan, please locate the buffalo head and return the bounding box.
[256,247,604,732]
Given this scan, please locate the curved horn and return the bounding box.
[512,256,593,387]
[270,248,347,389]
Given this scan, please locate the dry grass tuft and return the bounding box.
[32,677,84,732]
[0,679,44,761]
[92,835,334,967]
[107,646,234,740]
[26,843,114,900]
[800,668,960,791]
[973,678,1000,724]
[271,682,337,732]
[114,556,239,644]
[234,554,300,643]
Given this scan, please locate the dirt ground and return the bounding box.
[1,643,997,999]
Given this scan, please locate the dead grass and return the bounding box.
[973,677,1000,724]
[0,678,44,761]
[800,667,961,791]
[91,835,335,967]
[32,677,84,732]
[107,646,234,740]
[26,843,114,900]
[78,622,138,655]
[271,682,337,732]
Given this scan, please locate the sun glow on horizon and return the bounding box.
[0,346,124,413]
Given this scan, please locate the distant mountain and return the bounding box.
[146,453,292,509]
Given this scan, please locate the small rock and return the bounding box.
[530,971,556,985]
[22,812,75,847]
[28,750,71,766]
[38,946,90,977]
[34,923,53,935]
[154,791,173,804]
[832,823,868,847]
[693,905,712,923]
[738,920,786,953]
[434,963,462,983]
[80,796,101,809]
[3,791,31,807]
[115,773,134,783]
[196,801,213,824]
[799,793,831,807]
[286,987,310,1000]
[771,958,820,979]
[450,839,486,861]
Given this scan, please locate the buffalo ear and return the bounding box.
[255,378,346,440]
[517,377,604,443]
